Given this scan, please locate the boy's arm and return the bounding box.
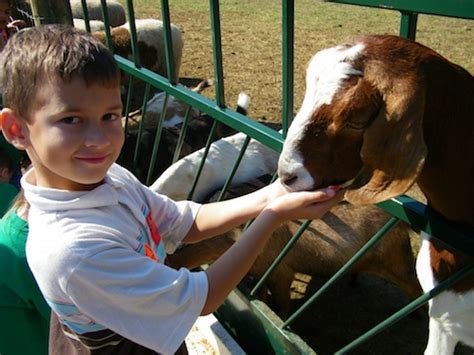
[200,188,343,315]
[183,180,287,243]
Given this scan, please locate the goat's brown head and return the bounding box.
[278,35,428,204]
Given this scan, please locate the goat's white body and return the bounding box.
[417,232,474,354]
[144,92,199,128]
[119,19,184,79]
[150,132,279,201]
[73,18,106,32]
[70,0,126,27]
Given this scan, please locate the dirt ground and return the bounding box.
[285,273,473,355]
[130,0,474,124]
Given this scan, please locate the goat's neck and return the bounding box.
[417,89,474,290]
[417,71,474,227]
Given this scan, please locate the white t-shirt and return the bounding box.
[23,163,208,354]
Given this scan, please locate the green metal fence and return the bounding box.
[76,1,473,353]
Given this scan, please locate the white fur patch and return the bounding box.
[278,43,364,190]
[416,231,474,352]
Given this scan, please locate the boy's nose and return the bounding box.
[84,124,109,147]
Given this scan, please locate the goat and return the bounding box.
[277,34,474,354]
[150,129,279,202]
[73,18,106,33]
[93,19,183,82]
[119,92,250,184]
[155,136,421,318]
[69,0,126,27]
[125,80,212,132]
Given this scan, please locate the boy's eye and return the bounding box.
[103,113,120,122]
[60,116,81,124]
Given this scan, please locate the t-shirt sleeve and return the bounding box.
[66,246,208,354]
[140,185,201,254]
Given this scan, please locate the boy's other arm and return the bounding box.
[183,180,287,244]
[199,188,343,315]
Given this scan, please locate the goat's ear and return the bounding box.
[345,84,427,204]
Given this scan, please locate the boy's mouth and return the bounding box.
[75,156,108,164]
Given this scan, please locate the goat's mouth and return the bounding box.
[326,178,355,191]
[280,174,355,193]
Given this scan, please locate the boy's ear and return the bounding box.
[1,108,29,150]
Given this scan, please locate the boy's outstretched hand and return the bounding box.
[201,180,344,315]
[263,180,344,223]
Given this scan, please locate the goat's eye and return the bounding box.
[344,120,368,130]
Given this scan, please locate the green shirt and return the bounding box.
[0,210,50,355]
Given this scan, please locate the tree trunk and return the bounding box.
[29,0,73,26]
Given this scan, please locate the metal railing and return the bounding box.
[75,1,473,353]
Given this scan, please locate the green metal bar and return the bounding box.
[283,217,400,328]
[123,76,135,137]
[99,0,112,49]
[171,106,193,164]
[251,219,312,297]
[335,262,474,354]
[217,135,252,201]
[146,93,170,185]
[187,120,219,200]
[282,0,294,137]
[399,11,418,39]
[214,289,316,354]
[125,0,141,66]
[80,0,91,32]
[378,196,474,257]
[160,0,177,84]
[324,0,474,20]
[115,56,284,152]
[132,83,151,171]
[209,0,226,107]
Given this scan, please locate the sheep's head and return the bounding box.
[278,35,427,205]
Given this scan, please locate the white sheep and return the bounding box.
[93,19,184,82]
[69,0,126,27]
[150,130,279,202]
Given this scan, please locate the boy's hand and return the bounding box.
[264,187,344,222]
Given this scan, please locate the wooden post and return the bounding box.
[29,0,73,26]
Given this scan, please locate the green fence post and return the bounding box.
[282,0,294,136]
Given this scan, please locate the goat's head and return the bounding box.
[278,35,428,204]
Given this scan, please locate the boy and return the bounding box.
[0,25,342,354]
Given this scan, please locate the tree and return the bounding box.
[29,0,72,25]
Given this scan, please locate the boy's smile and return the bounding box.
[21,76,124,191]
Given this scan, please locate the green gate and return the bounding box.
[72,1,473,353]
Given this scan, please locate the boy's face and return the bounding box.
[20,76,124,190]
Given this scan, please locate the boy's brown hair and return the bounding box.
[0,24,120,118]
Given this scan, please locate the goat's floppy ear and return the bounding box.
[345,84,427,204]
